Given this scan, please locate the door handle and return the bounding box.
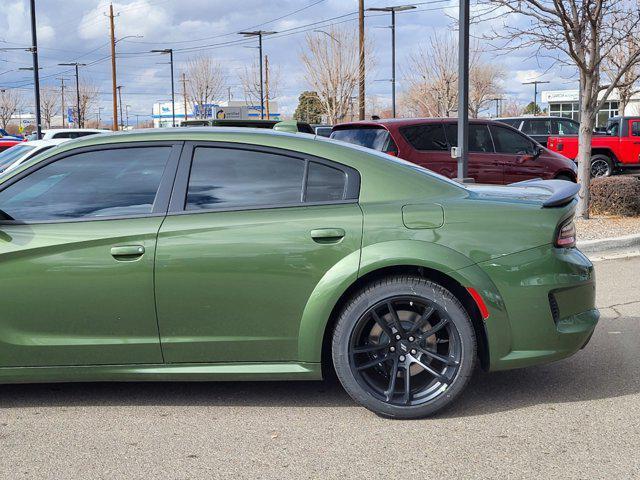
[310,228,345,243]
[110,245,145,259]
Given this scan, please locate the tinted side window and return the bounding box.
[444,124,494,152]
[557,120,579,135]
[522,119,551,135]
[0,147,171,222]
[632,122,640,136]
[498,119,521,128]
[52,132,73,139]
[400,124,448,151]
[490,125,535,154]
[306,162,346,202]
[186,148,305,210]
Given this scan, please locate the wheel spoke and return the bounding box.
[402,364,411,405]
[352,342,390,354]
[384,358,400,402]
[386,302,405,335]
[418,346,458,366]
[356,353,390,371]
[371,310,394,338]
[419,317,449,340]
[408,306,435,334]
[411,356,449,383]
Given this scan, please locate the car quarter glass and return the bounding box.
[0,146,172,222]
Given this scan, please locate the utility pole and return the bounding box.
[58,62,86,127]
[151,49,175,127]
[367,5,416,118]
[181,72,188,122]
[96,106,103,127]
[109,3,119,131]
[358,0,365,120]
[522,80,549,114]
[239,31,277,120]
[265,55,270,120]
[28,0,42,139]
[58,78,66,128]
[490,97,501,117]
[227,86,232,103]
[125,104,130,129]
[457,0,470,181]
[117,85,123,130]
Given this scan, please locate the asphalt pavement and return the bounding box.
[1,255,638,479]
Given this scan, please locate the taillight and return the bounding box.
[555,218,576,248]
[384,149,398,157]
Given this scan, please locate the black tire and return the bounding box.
[332,275,476,419]
[555,173,576,182]
[590,154,613,178]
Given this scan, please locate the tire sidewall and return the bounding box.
[332,277,476,419]
[590,155,612,178]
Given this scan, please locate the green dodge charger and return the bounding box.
[0,128,598,418]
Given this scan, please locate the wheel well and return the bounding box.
[320,265,490,378]
[591,148,617,163]
[554,170,577,182]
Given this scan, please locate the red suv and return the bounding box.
[331,118,577,184]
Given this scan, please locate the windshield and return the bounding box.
[0,145,35,171]
[331,127,391,151]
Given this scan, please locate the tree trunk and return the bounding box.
[576,79,596,220]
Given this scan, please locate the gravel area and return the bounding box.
[576,215,640,240]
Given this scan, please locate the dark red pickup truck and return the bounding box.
[547,116,640,177]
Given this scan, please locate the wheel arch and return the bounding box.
[591,148,618,164]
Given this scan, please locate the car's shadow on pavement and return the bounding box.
[0,322,637,417]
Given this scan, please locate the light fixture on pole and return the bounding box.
[58,62,86,127]
[151,48,175,127]
[522,80,550,114]
[367,5,416,118]
[238,31,277,119]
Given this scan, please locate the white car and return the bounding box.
[0,138,70,174]
[26,128,110,141]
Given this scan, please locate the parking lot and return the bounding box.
[0,254,636,479]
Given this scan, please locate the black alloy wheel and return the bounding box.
[332,276,476,419]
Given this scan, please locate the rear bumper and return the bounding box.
[471,245,598,371]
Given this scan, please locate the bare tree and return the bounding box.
[0,89,23,130]
[186,56,226,118]
[239,58,282,111]
[300,27,372,124]
[603,17,640,115]
[404,33,504,118]
[40,86,59,128]
[500,97,526,117]
[70,82,98,128]
[482,0,640,218]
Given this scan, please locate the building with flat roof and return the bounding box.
[541,89,640,126]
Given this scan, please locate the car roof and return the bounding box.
[496,116,578,121]
[42,128,110,134]
[24,138,70,147]
[333,117,501,129]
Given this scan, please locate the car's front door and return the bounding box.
[490,124,548,183]
[0,142,181,367]
[155,142,363,363]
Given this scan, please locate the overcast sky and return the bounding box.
[0,0,579,123]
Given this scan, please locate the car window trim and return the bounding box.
[168,141,361,215]
[0,140,184,226]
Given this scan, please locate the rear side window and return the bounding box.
[444,124,494,153]
[186,148,305,210]
[490,125,536,154]
[631,122,640,136]
[497,119,521,128]
[400,124,448,151]
[331,128,391,151]
[522,119,551,135]
[306,162,346,202]
[0,146,171,222]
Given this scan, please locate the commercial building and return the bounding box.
[152,100,281,128]
[541,89,640,126]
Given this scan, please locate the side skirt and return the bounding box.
[0,362,322,384]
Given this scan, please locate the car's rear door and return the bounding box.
[0,142,182,367]
[396,123,455,176]
[444,123,503,183]
[155,142,363,363]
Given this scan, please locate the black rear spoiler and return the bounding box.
[510,179,580,208]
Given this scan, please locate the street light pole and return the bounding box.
[367,5,416,118]
[238,31,276,120]
[522,80,550,113]
[29,0,42,139]
[151,49,175,127]
[117,85,124,130]
[457,0,470,181]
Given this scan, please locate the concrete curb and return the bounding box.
[577,233,640,254]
